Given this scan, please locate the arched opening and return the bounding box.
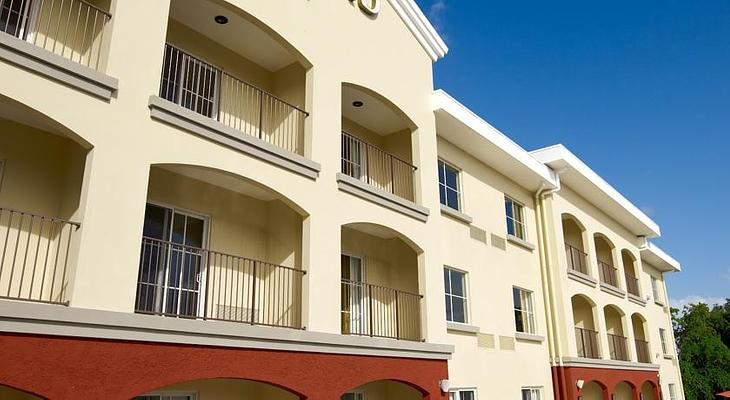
[161,0,311,156]
[572,294,600,359]
[641,381,658,400]
[135,164,306,328]
[340,223,422,341]
[613,381,634,400]
[132,378,299,400]
[0,385,42,400]
[632,313,651,363]
[342,380,424,400]
[0,95,90,306]
[622,249,640,296]
[581,381,606,400]
[604,305,629,361]
[594,234,618,287]
[562,214,589,275]
[341,83,418,202]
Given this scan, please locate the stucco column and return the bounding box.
[301,214,341,334]
[595,306,610,360]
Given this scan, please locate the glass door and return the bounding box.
[341,254,366,335]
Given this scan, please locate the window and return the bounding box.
[513,287,537,334]
[522,388,542,400]
[0,0,34,39]
[660,328,669,355]
[438,160,461,210]
[651,276,663,303]
[505,196,527,239]
[668,383,678,400]
[450,389,476,400]
[342,393,365,400]
[444,267,468,323]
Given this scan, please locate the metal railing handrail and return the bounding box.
[0,206,81,228]
[598,259,618,286]
[625,272,640,295]
[164,43,309,116]
[607,332,630,361]
[635,338,652,363]
[341,131,417,171]
[141,236,305,274]
[565,243,588,257]
[75,0,112,18]
[340,278,422,298]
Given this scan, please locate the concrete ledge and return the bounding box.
[600,282,627,299]
[567,269,598,287]
[149,96,321,179]
[506,234,535,251]
[439,204,473,224]
[0,33,117,99]
[561,356,660,372]
[654,300,666,307]
[515,332,545,343]
[446,322,480,334]
[336,173,429,222]
[663,354,673,360]
[628,293,648,307]
[0,300,453,360]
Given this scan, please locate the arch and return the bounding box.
[341,379,426,399]
[604,305,629,361]
[0,384,44,400]
[572,294,600,359]
[631,312,648,340]
[621,249,641,295]
[613,381,635,400]
[594,233,618,286]
[641,381,659,400]
[131,377,302,400]
[342,222,423,254]
[341,82,418,132]
[561,213,589,274]
[581,380,607,400]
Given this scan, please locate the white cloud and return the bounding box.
[670,295,726,310]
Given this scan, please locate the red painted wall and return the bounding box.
[552,365,661,400]
[0,333,449,400]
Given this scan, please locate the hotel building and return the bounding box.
[0,0,684,399]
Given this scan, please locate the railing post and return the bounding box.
[258,90,264,140]
[251,261,258,324]
[366,145,371,185]
[202,251,211,320]
[390,157,395,194]
[368,284,374,337]
[395,290,400,339]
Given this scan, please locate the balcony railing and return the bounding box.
[598,260,618,287]
[607,333,630,361]
[635,339,651,363]
[565,243,589,275]
[341,279,422,341]
[0,207,79,305]
[159,44,309,156]
[625,272,640,296]
[575,327,600,359]
[0,0,111,70]
[341,132,417,202]
[135,237,305,329]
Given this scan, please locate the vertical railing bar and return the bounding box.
[17,215,35,298]
[48,217,64,302]
[0,210,14,285]
[59,222,73,302]
[7,213,25,296]
[28,216,45,297]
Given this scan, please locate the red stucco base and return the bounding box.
[551,365,661,400]
[0,333,449,400]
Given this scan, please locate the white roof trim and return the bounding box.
[433,90,557,188]
[531,144,661,237]
[388,0,448,61]
[641,242,681,272]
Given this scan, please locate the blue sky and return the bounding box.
[415,0,730,306]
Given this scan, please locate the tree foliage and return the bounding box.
[672,299,730,399]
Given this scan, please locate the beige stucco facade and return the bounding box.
[0,0,683,399]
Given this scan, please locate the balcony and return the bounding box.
[0,0,111,70]
[607,333,630,361]
[598,260,618,287]
[341,280,422,341]
[0,207,79,305]
[575,327,600,359]
[625,272,640,296]
[341,131,417,202]
[565,243,588,274]
[136,237,304,328]
[635,339,651,363]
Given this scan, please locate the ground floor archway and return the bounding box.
[551,365,660,400]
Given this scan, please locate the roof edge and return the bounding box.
[388,0,449,61]
[433,89,557,188]
[641,242,681,272]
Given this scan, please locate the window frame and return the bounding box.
[521,387,542,400]
[449,388,477,400]
[342,391,366,400]
[513,286,537,334]
[667,383,677,400]
[505,195,527,240]
[438,159,462,211]
[651,276,663,303]
[444,266,469,324]
[659,328,669,355]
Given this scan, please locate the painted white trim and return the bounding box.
[640,242,681,272]
[530,144,661,237]
[432,90,557,190]
[387,0,448,61]
[561,356,660,372]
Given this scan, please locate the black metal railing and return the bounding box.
[635,339,651,363]
[135,237,305,329]
[159,44,309,155]
[607,333,630,361]
[598,260,618,287]
[0,207,79,305]
[575,326,601,359]
[565,243,589,275]
[0,0,111,70]
[341,279,422,341]
[625,272,640,296]
[341,132,417,202]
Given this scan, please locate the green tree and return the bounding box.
[672,300,730,399]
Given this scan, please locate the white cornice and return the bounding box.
[388,0,448,61]
[641,242,681,273]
